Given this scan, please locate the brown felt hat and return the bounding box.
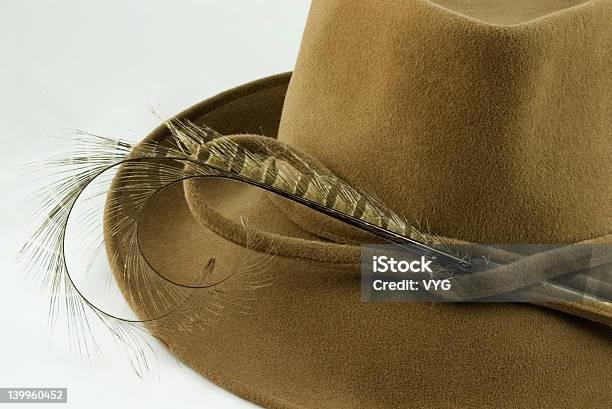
[104,1,612,407]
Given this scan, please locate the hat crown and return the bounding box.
[276,0,612,243]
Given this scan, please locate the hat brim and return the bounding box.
[104,73,612,408]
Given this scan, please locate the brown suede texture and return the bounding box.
[276,0,612,244]
[104,1,612,408]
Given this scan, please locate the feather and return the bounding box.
[19,117,612,376]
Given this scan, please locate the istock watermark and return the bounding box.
[372,255,434,274]
[361,244,612,303]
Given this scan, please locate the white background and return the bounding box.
[0,1,311,407]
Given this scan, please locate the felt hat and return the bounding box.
[104,1,612,407]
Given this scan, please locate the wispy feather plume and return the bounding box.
[18,127,278,375]
[19,117,440,375]
[20,117,611,377]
